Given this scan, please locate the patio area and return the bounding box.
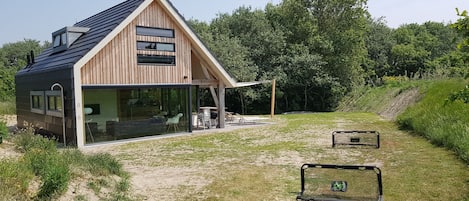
[84,115,273,148]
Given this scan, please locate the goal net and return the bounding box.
[296,164,383,201]
[332,131,380,148]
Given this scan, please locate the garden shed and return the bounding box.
[15,0,241,148]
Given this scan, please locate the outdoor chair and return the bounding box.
[166,113,183,132]
[200,109,212,129]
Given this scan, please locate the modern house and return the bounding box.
[15,0,244,148]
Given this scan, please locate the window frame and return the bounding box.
[136,26,175,38]
[45,90,63,117]
[30,91,45,114]
[137,41,176,52]
[137,54,176,65]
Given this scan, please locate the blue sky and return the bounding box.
[1,0,469,46]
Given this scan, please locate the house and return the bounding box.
[15,0,242,148]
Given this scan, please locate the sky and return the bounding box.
[1,0,469,46]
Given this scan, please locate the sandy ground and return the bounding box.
[1,114,17,127]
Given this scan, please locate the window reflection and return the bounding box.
[83,87,190,144]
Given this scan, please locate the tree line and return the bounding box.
[1,0,468,114]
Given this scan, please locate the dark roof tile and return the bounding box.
[17,0,145,76]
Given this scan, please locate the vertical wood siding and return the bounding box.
[81,1,192,85]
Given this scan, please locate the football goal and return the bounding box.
[296,164,383,201]
[332,131,380,148]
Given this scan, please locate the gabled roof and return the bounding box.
[16,0,238,88]
[17,0,144,76]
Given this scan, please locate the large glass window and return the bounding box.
[82,87,190,144]
[137,54,175,65]
[30,91,45,114]
[136,26,174,38]
[137,41,175,52]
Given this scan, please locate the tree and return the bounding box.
[0,39,46,100]
[1,39,44,70]
[364,17,395,82]
[307,0,369,89]
[188,19,260,114]
[389,22,459,77]
[451,8,469,78]
[279,44,344,111]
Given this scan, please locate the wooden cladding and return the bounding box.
[81,1,192,85]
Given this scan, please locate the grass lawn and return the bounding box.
[86,112,469,201]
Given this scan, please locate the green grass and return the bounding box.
[339,78,469,164]
[0,99,16,115]
[397,79,469,163]
[109,112,469,200]
[0,129,132,200]
[336,79,422,113]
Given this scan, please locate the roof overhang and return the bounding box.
[234,81,272,88]
[73,0,238,88]
[159,0,238,88]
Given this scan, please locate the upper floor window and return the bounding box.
[53,32,67,48]
[137,41,175,52]
[137,54,176,65]
[136,26,174,38]
[51,26,90,53]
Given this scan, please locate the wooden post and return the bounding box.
[271,79,276,118]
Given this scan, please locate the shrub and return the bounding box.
[13,130,70,199]
[7,128,129,199]
[12,129,57,153]
[446,85,469,104]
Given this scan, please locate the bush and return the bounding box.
[12,130,70,199]
[12,129,57,153]
[446,85,469,104]
[5,129,129,199]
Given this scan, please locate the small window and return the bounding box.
[137,54,176,65]
[136,26,174,38]
[47,96,62,111]
[46,91,63,117]
[30,91,45,114]
[137,41,175,52]
[53,35,62,47]
[52,32,68,48]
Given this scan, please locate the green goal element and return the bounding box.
[332,131,380,149]
[296,164,383,201]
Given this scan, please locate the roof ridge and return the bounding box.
[74,0,144,27]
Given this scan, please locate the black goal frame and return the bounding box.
[296,164,384,201]
[332,130,380,149]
